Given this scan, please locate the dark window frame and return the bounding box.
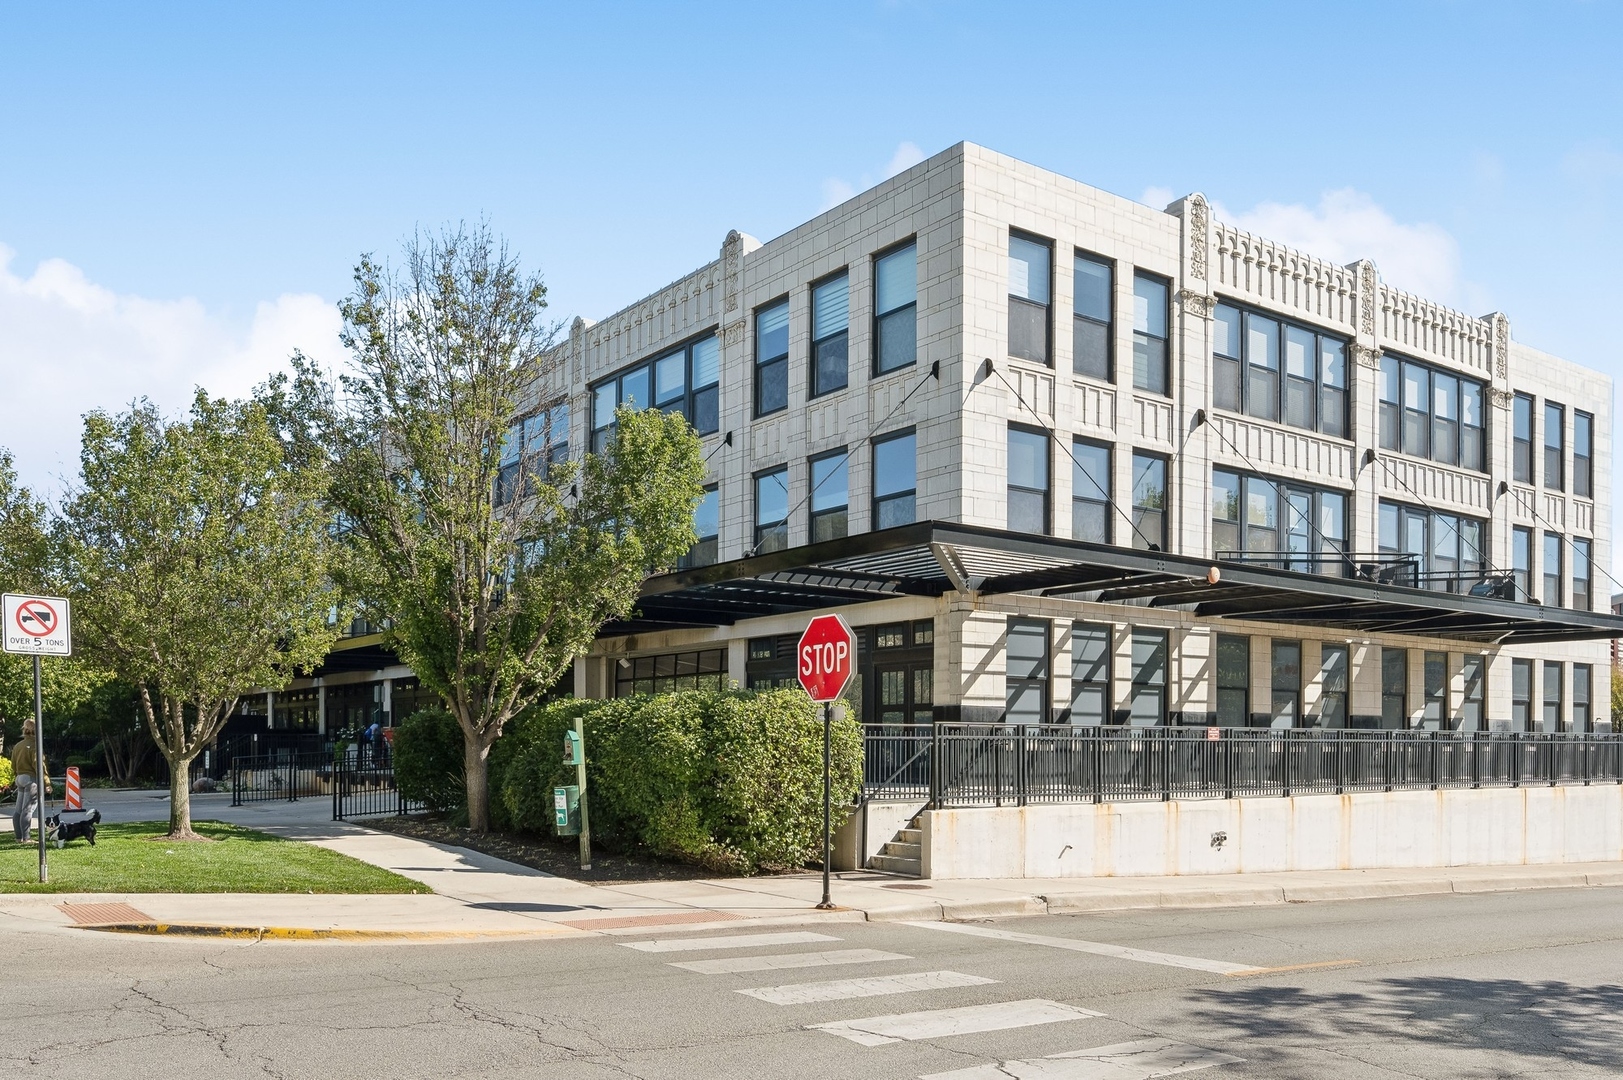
[1511,657,1534,732]
[1544,402,1565,491]
[1072,438,1112,545]
[1381,647,1409,729]
[1069,621,1111,726]
[753,297,791,418]
[1378,353,1487,473]
[1270,639,1301,729]
[809,270,851,399]
[873,238,919,376]
[1461,654,1486,732]
[1377,499,1489,593]
[1512,393,1535,484]
[1573,663,1592,733]
[1130,451,1168,552]
[590,331,721,453]
[752,465,790,554]
[1319,643,1350,729]
[1132,271,1171,396]
[1129,629,1169,728]
[1542,660,1563,733]
[1005,617,1051,725]
[1572,537,1592,612]
[808,448,850,544]
[1422,650,1448,730]
[678,483,721,569]
[1574,410,1593,498]
[1215,633,1249,727]
[1543,531,1563,607]
[1511,526,1533,601]
[1072,249,1113,381]
[1212,299,1349,438]
[1007,424,1051,536]
[1007,230,1053,367]
[872,427,918,530]
[1212,468,1349,576]
[498,399,571,507]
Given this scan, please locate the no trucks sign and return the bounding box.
[3,594,72,656]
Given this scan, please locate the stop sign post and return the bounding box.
[798,614,855,910]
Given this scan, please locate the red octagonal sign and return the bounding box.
[797,614,855,703]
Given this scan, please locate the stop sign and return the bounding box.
[797,614,855,703]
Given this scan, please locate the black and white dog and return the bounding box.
[44,809,101,848]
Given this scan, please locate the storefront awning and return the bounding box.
[607,521,1623,645]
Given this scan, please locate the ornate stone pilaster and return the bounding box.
[1176,289,1216,318]
[1489,387,1513,409]
[1351,343,1383,370]
[721,229,743,314]
[1355,260,1377,339]
[1187,194,1209,282]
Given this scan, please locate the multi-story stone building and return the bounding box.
[243,142,1621,745]
[553,142,1618,733]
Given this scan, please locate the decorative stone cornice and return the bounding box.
[1355,260,1377,338]
[1351,343,1383,369]
[1489,387,1513,408]
[1187,194,1209,282]
[1177,289,1216,318]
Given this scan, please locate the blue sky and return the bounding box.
[2,1,1621,562]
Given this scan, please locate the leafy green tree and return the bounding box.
[303,224,705,831]
[57,391,341,838]
[0,450,62,738]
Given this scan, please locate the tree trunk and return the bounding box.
[167,751,197,838]
[464,736,492,833]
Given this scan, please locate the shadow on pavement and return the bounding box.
[1188,976,1623,1071]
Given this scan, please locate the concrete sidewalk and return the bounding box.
[5,788,1621,939]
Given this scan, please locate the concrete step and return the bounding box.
[882,840,921,860]
[896,828,922,844]
[869,853,921,875]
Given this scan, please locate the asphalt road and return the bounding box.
[3,887,1620,1079]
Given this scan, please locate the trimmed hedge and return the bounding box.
[392,707,465,815]
[498,689,861,874]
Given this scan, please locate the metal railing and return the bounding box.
[230,752,331,804]
[859,726,1623,808]
[330,748,421,820]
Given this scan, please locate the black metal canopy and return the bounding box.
[606,521,1623,645]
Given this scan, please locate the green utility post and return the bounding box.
[558,721,591,870]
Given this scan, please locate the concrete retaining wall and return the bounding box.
[920,785,1623,879]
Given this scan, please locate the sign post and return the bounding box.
[797,614,855,911]
[3,594,73,884]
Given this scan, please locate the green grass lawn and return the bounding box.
[0,820,424,894]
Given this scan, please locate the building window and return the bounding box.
[1573,664,1592,733]
[755,300,790,417]
[874,242,917,375]
[872,430,917,529]
[1129,630,1167,727]
[1271,640,1301,729]
[1381,647,1408,729]
[1008,426,1050,534]
[1512,526,1532,601]
[1542,661,1563,733]
[1511,658,1533,731]
[1132,273,1169,395]
[809,451,849,544]
[1069,622,1110,726]
[1073,252,1112,380]
[1461,655,1486,732]
[1319,644,1349,729]
[810,273,849,397]
[591,336,719,453]
[679,485,720,569]
[753,467,789,553]
[1574,411,1593,498]
[1422,651,1448,730]
[1131,452,1167,552]
[615,648,727,697]
[1215,634,1249,727]
[1544,402,1564,491]
[498,400,570,506]
[1572,537,1592,611]
[1072,440,1111,544]
[1378,355,1486,472]
[1543,532,1562,606]
[1006,618,1050,724]
[1213,470,1347,575]
[1213,303,1347,438]
[1007,233,1051,366]
[1377,502,1487,592]
[1513,393,1534,484]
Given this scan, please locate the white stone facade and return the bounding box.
[545,143,1611,732]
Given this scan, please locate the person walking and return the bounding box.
[11,719,51,843]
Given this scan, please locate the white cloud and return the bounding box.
[1213,189,1462,303]
[0,243,342,498]
[820,141,929,211]
[1139,186,1175,210]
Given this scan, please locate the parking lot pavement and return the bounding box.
[3,886,1621,1078]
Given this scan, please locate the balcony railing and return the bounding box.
[861,725,1623,808]
[1215,549,1517,598]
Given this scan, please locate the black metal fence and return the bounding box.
[860,725,1623,808]
[330,748,421,820]
[230,752,331,804]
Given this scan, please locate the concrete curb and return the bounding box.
[81,923,564,942]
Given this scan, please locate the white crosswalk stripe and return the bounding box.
[809,998,1102,1046]
[918,1038,1244,1078]
[903,920,1255,975]
[670,948,911,974]
[737,969,996,1005]
[621,931,840,953]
